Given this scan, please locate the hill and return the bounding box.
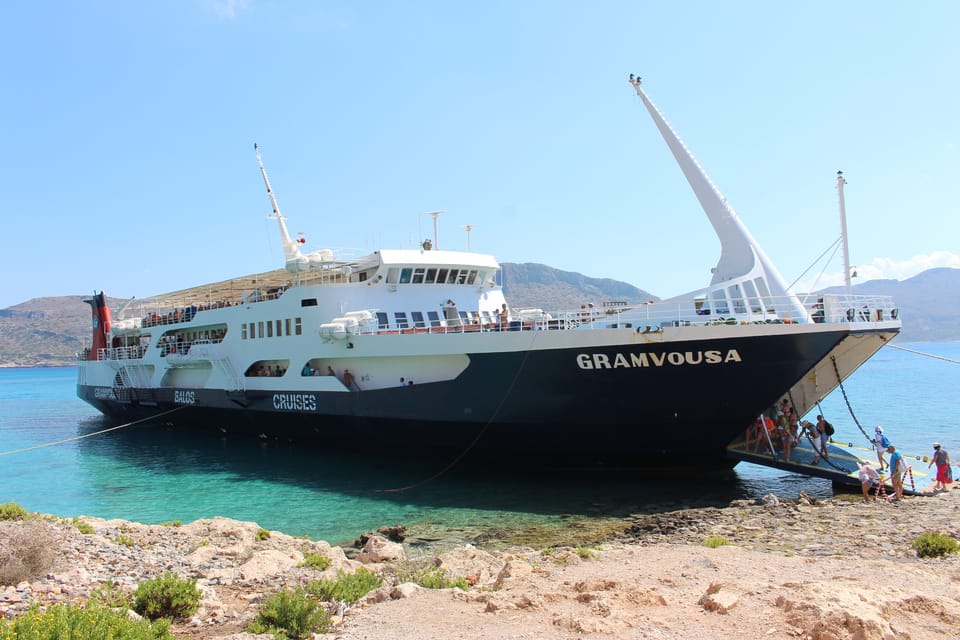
[502,262,657,310]
[816,267,960,342]
[1,267,956,367]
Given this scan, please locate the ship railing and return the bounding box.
[351,293,898,336]
[159,339,223,357]
[94,345,149,361]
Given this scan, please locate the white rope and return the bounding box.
[0,406,185,457]
[886,343,960,365]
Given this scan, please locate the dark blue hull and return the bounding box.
[77,328,874,468]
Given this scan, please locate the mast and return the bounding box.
[255,143,307,272]
[425,210,444,250]
[837,171,852,296]
[628,74,808,320]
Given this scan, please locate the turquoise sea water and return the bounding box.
[1,342,957,546]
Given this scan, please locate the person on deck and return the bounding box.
[873,426,891,470]
[887,445,905,500]
[928,443,952,492]
[812,415,831,464]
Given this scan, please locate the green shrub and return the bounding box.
[299,551,331,571]
[160,520,182,527]
[306,567,382,604]
[702,535,731,548]
[256,528,271,541]
[912,531,960,558]
[0,602,174,639]
[397,566,468,590]
[133,572,201,620]
[0,502,29,521]
[70,517,96,535]
[88,579,134,610]
[575,545,598,559]
[114,534,136,547]
[247,588,331,639]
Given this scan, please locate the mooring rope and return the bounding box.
[0,406,186,457]
[369,332,538,493]
[885,343,960,365]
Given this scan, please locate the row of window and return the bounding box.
[385,267,488,286]
[698,277,775,316]
[241,317,304,339]
[376,309,497,330]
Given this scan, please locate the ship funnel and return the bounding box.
[83,291,113,359]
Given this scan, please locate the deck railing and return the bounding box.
[80,293,899,363]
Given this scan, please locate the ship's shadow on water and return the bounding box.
[76,417,824,522]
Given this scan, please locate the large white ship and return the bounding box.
[76,77,901,469]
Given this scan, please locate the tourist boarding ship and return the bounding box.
[76,77,901,469]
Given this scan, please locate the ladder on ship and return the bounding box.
[726,436,927,497]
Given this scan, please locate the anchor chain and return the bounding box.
[830,355,875,446]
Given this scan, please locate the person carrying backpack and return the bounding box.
[873,426,891,470]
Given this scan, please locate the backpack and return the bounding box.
[824,421,835,436]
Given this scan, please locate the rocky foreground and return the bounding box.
[2,486,959,640]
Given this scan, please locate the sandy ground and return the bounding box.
[2,485,959,640]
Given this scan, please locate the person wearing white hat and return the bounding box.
[873,426,891,470]
[928,443,952,492]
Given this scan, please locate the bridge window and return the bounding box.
[742,280,762,313]
[295,317,302,335]
[754,277,775,313]
[412,268,425,284]
[427,311,441,327]
[411,311,426,328]
[425,268,437,284]
[710,289,730,315]
[436,268,449,283]
[376,312,389,329]
[242,324,248,339]
[301,298,318,307]
[395,312,409,329]
[728,284,746,314]
[399,268,413,284]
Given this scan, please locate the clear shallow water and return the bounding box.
[1,342,957,546]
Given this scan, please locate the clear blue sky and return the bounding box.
[2,1,958,309]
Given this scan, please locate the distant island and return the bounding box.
[1,265,956,368]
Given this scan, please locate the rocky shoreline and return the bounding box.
[2,486,959,639]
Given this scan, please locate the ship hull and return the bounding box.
[77,325,897,469]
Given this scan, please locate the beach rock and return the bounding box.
[357,534,405,563]
[435,544,503,587]
[493,555,535,589]
[698,582,739,613]
[377,525,407,543]
[390,582,422,599]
